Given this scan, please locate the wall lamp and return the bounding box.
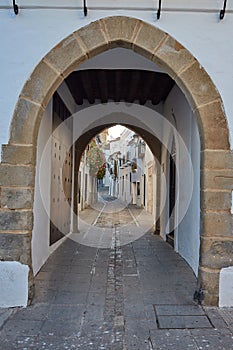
[13,0,19,15]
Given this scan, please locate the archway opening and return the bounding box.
[32,49,201,297]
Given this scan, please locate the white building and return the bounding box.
[0,1,232,307]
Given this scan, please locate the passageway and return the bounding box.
[2,196,231,349]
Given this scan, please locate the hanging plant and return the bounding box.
[97,164,106,179]
[86,140,106,178]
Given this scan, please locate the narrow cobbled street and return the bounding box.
[1,197,233,349]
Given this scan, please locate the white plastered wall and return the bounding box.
[32,88,76,276]
[161,85,200,276]
[1,3,233,150]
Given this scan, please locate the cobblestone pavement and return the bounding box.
[1,200,233,349]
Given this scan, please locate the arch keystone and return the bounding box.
[102,16,141,49]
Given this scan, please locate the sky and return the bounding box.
[108,125,126,139]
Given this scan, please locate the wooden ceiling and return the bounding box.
[65,69,174,105]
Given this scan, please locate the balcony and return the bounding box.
[138,142,146,158]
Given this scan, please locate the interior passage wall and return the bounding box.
[162,85,200,275]
[32,92,75,275]
[32,101,52,275]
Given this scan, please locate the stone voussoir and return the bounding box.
[44,33,88,79]
[133,21,167,60]
[153,36,196,79]
[20,60,63,108]
[194,100,229,150]
[74,20,109,58]
[201,190,232,211]
[200,211,233,237]
[0,210,33,231]
[102,16,141,49]
[1,144,36,165]
[200,237,233,269]
[176,61,220,112]
[0,188,34,209]
[201,150,233,169]
[201,168,233,191]
[0,164,35,187]
[9,98,44,145]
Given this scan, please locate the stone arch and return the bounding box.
[1,16,232,305]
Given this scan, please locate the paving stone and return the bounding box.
[32,288,57,304]
[150,329,197,350]
[1,320,43,339]
[12,303,50,321]
[85,304,104,321]
[87,292,106,306]
[125,333,151,349]
[40,320,80,337]
[143,291,185,305]
[0,308,14,328]
[47,304,84,321]
[34,336,79,350]
[204,307,228,328]
[15,336,36,349]
[53,291,87,305]
[124,304,147,319]
[218,307,233,325]
[194,334,233,349]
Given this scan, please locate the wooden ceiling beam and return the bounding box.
[98,70,108,103]
[74,74,84,105]
[81,71,95,104]
[115,71,122,102]
[139,73,155,105]
[127,71,141,103]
